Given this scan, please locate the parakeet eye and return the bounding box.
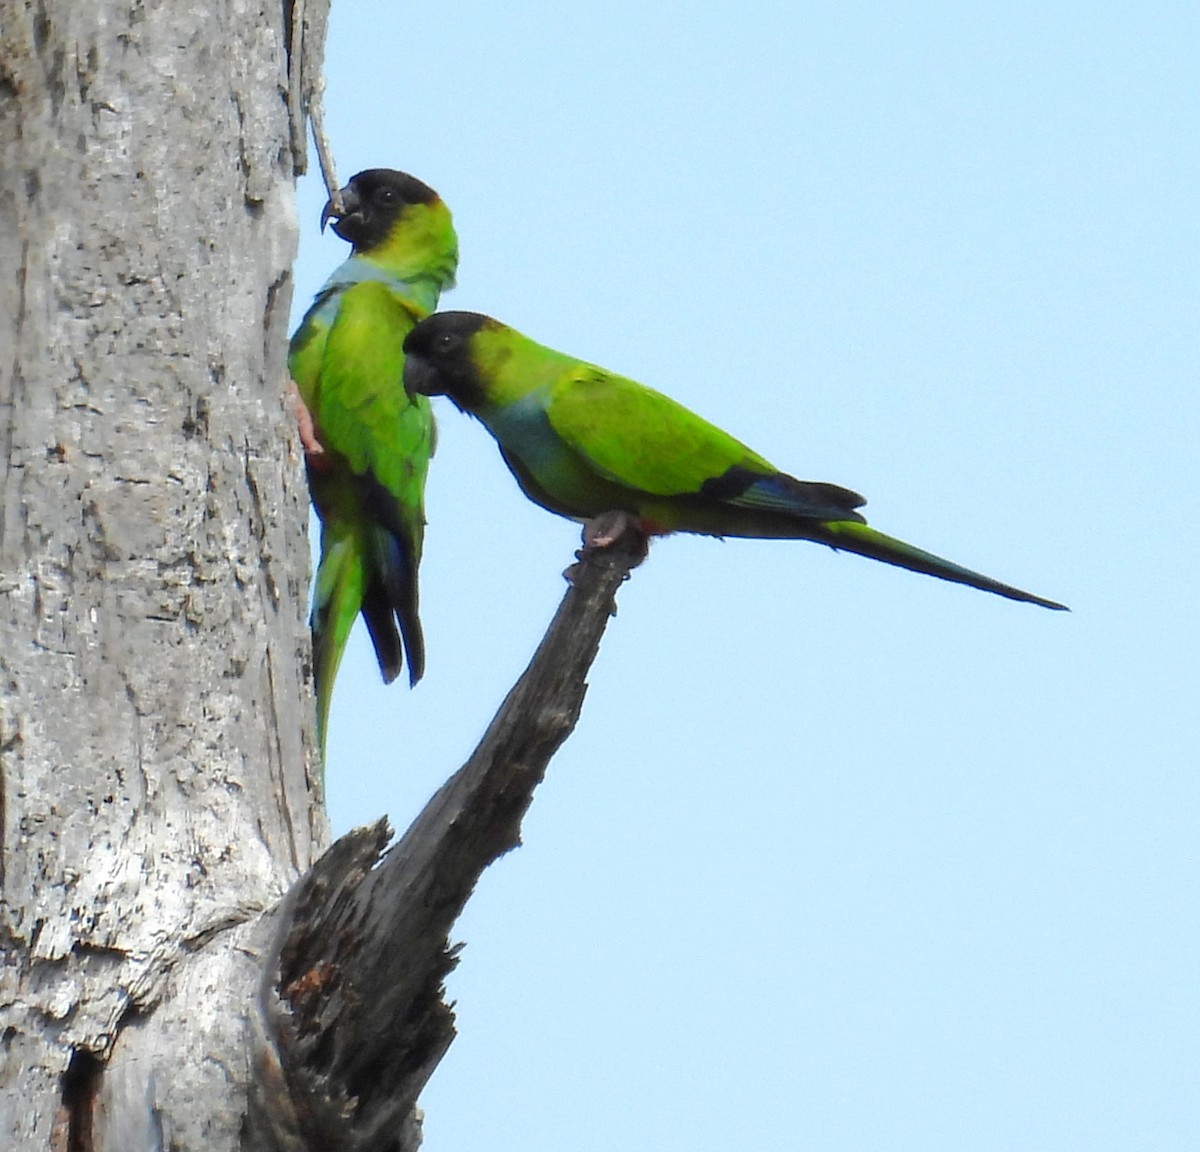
[438,333,457,351]
[376,187,398,205]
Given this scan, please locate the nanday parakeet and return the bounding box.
[402,311,1066,610]
[288,169,458,753]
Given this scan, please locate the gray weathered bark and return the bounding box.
[0,1,329,1147]
[1,3,637,1149]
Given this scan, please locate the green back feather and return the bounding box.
[544,366,775,497]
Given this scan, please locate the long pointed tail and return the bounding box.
[311,535,369,758]
[814,520,1068,610]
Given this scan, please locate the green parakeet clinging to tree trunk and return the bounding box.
[289,169,458,754]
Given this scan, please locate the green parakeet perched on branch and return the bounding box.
[289,169,458,753]
[402,311,1066,611]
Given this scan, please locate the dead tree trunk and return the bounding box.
[1,4,638,1151]
[0,1,328,1146]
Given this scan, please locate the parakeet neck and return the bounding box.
[470,327,580,409]
[322,256,445,315]
[358,200,458,300]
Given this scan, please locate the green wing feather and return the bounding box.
[316,282,432,495]
[537,365,865,525]
[543,366,772,496]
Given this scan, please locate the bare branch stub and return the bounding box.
[282,0,333,176]
[250,525,643,1151]
[308,79,343,216]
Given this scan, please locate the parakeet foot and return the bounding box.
[582,509,646,550]
[565,511,649,582]
[287,379,326,459]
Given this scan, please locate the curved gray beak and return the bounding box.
[402,354,440,398]
[320,183,359,232]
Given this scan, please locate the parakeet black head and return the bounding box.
[321,169,458,290]
[403,311,492,408]
[322,169,438,249]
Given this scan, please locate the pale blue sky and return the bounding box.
[290,3,1198,1149]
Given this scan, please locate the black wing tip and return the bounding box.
[362,585,405,684]
[367,617,423,686]
[400,605,426,688]
[375,644,423,686]
[704,467,867,522]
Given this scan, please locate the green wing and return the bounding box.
[290,280,435,754]
[543,366,773,497]
[315,281,434,502]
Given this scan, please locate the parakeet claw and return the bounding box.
[564,511,649,582]
[582,509,644,550]
[287,379,326,459]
